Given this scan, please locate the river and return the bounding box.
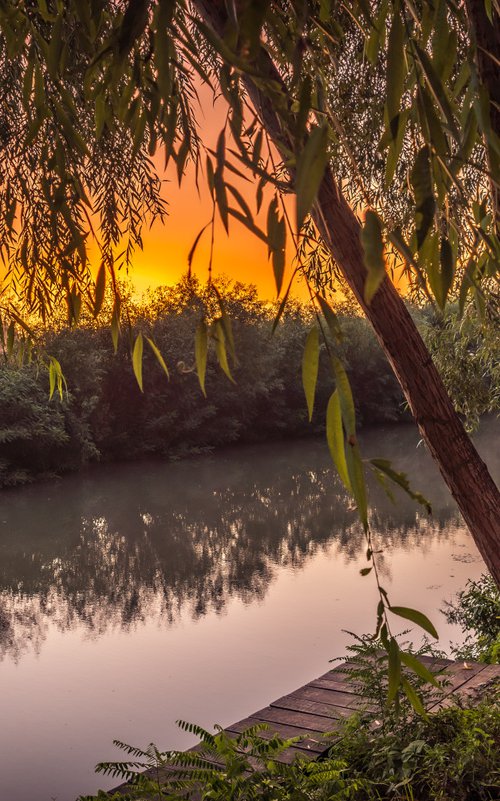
[0,419,498,800]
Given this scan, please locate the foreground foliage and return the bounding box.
[444,575,500,664]
[79,635,499,801]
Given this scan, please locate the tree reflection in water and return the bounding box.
[0,423,480,663]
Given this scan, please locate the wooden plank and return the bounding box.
[283,684,371,710]
[226,717,329,754]
[270,693,353,719]
[430,664,499,710]
[438,660,488,697]
[250,704,345,732]
[309,676,362,693]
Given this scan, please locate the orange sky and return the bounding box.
[124,88,305,301]
[130,155,291,300]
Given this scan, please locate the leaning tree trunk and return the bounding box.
[194,0,500,587]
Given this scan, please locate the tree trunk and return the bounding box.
[194,0,500,587]
[315,173,500,587]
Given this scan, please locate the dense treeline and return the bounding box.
[0,278,496,487]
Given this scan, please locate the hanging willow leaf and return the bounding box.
[413,43,459,142]
[267,197,286,296]
[383,108,410,185]
[331,356,355,436]
[330,356,368,528]
[345,436,368,530]
[316,294,343,342]
[228,207,268,244]
[326,390,351,492]
[213,287,236,362]
[48,356,65,401]
[296,122,330,231]
[389,606,438,639]
[214,319,234,383]
[302,327,320,421]
[400,651,440,688]
[385,10,405,139]
[438,236,454,309]
[146,337,169,378]
[48,359,57,400]
[360,210,386,304]
[411,146,435,250]
[111,298,121,354]
[195,320,208,396]
[272,270,296,333]
[370,459,432,513]
[387,638,401,703]
[187,223,210,275]
[93,262,106,317]
[401,677,427,717]
[132,332,144,392]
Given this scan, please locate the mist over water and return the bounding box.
[0,419,497,800]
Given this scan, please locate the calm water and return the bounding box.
[0,420,498,801]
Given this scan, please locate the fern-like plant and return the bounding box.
[78,721,367,801]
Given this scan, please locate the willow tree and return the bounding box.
[0,0,498,604]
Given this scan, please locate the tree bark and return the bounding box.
[194,0,500,587]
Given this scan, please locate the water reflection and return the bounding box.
[2,420,491,665]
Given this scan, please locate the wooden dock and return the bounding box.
[112,655,499,794]
[223,655,499,764]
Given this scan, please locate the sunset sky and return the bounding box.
[124,88,304,301]
[130,155,291,300]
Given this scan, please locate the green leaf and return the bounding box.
[400,651,440,688]
[365,0,388,64]
[267,197,286,296]
[387,638,401,703]
[384,108,410,185]
[111,298,120,353]
[413,43,459,142]
[369,459,432,513]
[296,122,330,230]
[49,359,56,400]
[94,262,106,318]
[411,146,435,249]
[389,606,438,639]
[214,288,236,362]
[214,320,234,383]
[146,337,169,378]
[187,223,210,274]
[95,93,106,139]
[385,10,405,138]
[438,236,454,309]
[228,207,268,244]
[302,327,320,421]
[316,294,343,342]
[132,333,144,392]
[331,356,355,436]
[6,322,15,357]
[401,677,427,717]
[48,356,65,401]
[326,390,351,492]
[195,320,208,396]
[331,356,367,527]
[272,271,295,333]
[360,210,386,304]
[345,437,368,531]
